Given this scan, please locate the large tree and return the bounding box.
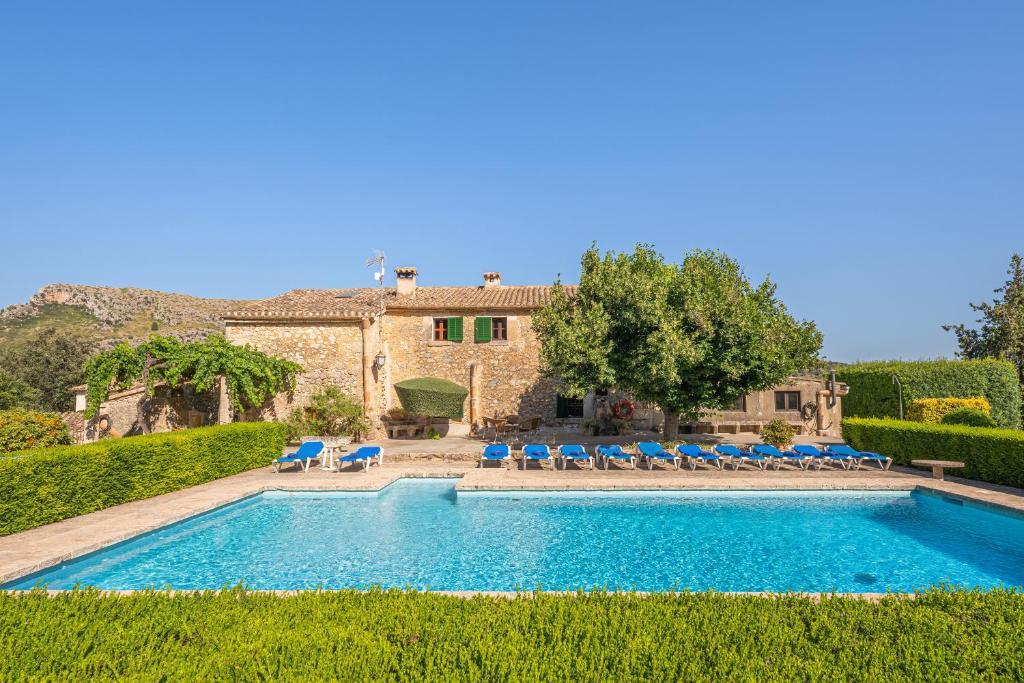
[84,334,302,434]
[0,328,94,412]
[944,253,1024,394]
[534,244,823,438]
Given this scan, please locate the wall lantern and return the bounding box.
[374,352,386,369]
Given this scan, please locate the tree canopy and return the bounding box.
[84,335,302,433]
[945,253,1024,397]
[533,244,823,437]
[0,328,94,412]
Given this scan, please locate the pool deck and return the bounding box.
[2,460,1023,586]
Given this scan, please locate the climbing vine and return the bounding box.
[84,335,302,432]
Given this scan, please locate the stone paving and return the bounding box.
[2,458,1022,586]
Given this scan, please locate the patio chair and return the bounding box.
[596,444,636,470]
[676,444,723,470]
[521,443,553,470]
[338,446,384,472]
[713,444,766,470]
[480,443,512,468]
[558,444,594,470]
[826,444,892,471]
[636,442,680,471]
[792,444,851,470]
[752,444,812,471]
[273,441,324,473]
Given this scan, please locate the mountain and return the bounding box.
[0,284,255,348]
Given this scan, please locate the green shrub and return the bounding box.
[0,422,286,536]
[837,359,1022,429]
[907,397,991,423]
[394,377,468,420]
[0,409,71,453]
[760,418,797,447]
[282,387,369,442]
[0,589,1021,680]
[842,417,1024,487]
[941,408,998,428]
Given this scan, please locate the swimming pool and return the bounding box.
[7,479,1024,592]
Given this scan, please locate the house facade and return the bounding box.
[223,269,565,434]
[222,267,845,437]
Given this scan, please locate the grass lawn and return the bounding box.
[1,588,1021,681]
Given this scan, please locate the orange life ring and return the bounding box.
[612,399,635,420]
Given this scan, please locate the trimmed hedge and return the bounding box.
[0,422,286,537]
[394,377,469,420]
[837,359,1022,429]
[907,397,991,424]
[942,408,998,428]
[842,417,1024,488]
[1,589,1021,680]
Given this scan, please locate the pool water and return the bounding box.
[7,479,1024,592]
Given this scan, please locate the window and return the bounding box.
[729,396,746,412]
[432,317,463,342]
[474,316,508,342]
[491,317,507,341]
[556,394,585,418]
[775,391,800,411]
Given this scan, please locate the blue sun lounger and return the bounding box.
[713,444,767,470]
[676,444,723,470]
[522,443,553,470]
[637,442,680,470]
[826,444,892,470]
[792,444,852,470]
[558,444,594,470]
[273,440,324,473]
[596,444,636,470]
[338,446,383,472]
[481,444,511,467]
[752,444,812,471]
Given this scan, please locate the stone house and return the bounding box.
[222,267,845,437]
[223,269,567,435]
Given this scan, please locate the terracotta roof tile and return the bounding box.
[224,285,576,321]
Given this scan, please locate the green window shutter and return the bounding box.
[474,316,492,342]
[447,316,463,342]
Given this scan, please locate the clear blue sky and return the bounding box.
[1,1,1021,362]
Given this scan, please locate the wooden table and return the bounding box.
[911,459,965,480]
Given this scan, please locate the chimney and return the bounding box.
[482,272,501,289]
[395,267,417,296]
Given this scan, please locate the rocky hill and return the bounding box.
[0,284,256,347]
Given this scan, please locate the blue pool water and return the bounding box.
[7,479,1024,592]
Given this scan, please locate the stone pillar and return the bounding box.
[469,362,483,428]
[361,317,375,416]
[217,375,230,424]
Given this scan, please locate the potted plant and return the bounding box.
[761,418,797,449]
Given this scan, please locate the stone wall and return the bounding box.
[81,384,218,441]
[381,312,558,424]
[225,320,364,419]
[681,376,844,437]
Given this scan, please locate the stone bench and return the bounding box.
[911,459,965,480]
[386,424,425,439]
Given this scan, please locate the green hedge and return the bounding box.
[0,589,1020,680]
[394,377,469,420]
[0,422,286,537]
[842,417,1024,488]
[837,359,1022,429]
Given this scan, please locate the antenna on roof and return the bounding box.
[366,250,386,283]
